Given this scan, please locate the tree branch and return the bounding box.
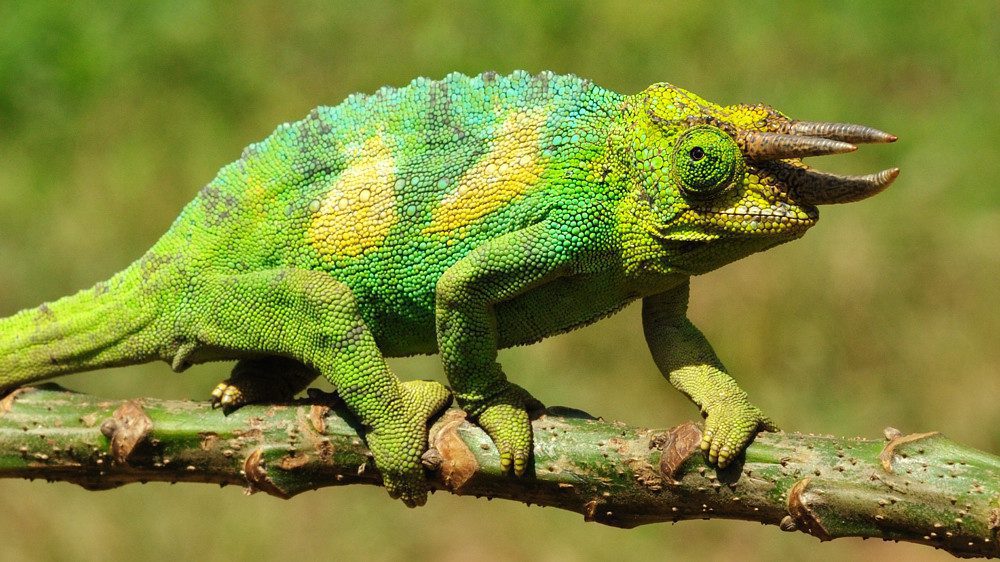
[1,384,997,558]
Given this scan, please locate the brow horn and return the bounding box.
[787,121,898,144]
[741,131,857,160]
[766,162,900,205]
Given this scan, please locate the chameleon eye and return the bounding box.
[672,126,743,199]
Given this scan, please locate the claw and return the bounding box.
[499,450,512,473]
[469,383,537,477]
[708,438,721,465]
[402,490,427,508]
[210,383,226,400]
[717,445,733,468]
[513,453,527,476]
[700,428,714,452]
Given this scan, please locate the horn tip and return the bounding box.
[881,167,900,185]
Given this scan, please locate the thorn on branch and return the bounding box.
[243,448,289,499]
[878,431,939,473]
[0,386,34,414]
[787,478,833,541]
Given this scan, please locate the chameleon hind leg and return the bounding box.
[210,356,318,412]
[186,268,451,506]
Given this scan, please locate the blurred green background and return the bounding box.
[0,1,997,560]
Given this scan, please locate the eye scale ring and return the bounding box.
[671,126,744,200]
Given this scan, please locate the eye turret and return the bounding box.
[671,126,743,199]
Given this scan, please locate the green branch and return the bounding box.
[1,384,997,558]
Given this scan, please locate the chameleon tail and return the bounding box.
[0,262,161,391]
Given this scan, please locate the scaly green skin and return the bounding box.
[0,71,887,507]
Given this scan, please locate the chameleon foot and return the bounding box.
[471,383,542,476]
[700,395,777,467]
[366,380,452,507]
[210,381,245,411]
[209,357,317,413]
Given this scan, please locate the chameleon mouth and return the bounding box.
[711,207,817,234]
[738,121,899,206]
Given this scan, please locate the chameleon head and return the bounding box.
[624,83,898,274]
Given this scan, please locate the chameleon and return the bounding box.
[0,71,897,507]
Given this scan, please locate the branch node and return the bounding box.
[427,410,478,492]
[103,400,153,464]
[655,421,703,484]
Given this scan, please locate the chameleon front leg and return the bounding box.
[642,280,776,467]
[182,268,450,506]
[436,222,573,475]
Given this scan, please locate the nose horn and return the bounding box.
[740,131,857,160]
[787,121,897,144]
[743,118,898,204]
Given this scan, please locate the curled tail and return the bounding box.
[0,263,162,391]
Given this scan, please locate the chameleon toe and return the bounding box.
[477,408,533,475]
[513,452,528,477]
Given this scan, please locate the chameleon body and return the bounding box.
[0,71,897,506]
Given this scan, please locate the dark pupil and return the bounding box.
[689,146,705,161]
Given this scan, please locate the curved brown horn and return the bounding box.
[767,162,900,205]
[788,121,897,144]
[741,131,857,160]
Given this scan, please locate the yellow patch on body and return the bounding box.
[424,108,546,234]
[309,134,398,258]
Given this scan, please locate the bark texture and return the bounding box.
[1,384,997,558]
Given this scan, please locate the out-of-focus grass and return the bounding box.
[0,2,996,560]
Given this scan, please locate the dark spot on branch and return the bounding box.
[198,432,219,451]
[279,453,310,470]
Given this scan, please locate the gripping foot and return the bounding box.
[470,382,543,476]
[365,380,452,507]
[209,357,318,413]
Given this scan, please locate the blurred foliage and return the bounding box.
[0,1,997,560]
